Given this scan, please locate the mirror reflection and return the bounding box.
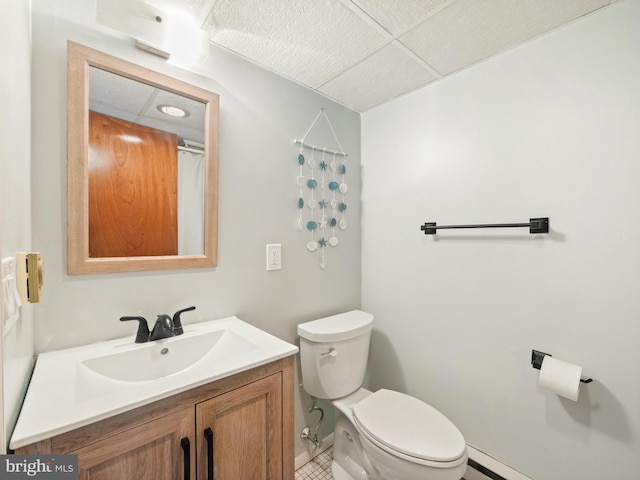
[67,41,219,274]
[88,67,206,257]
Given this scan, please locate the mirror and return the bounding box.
[67,41,218,274]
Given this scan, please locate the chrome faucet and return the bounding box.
[120,306,196,343]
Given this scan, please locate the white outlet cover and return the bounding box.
[266,244,282,271]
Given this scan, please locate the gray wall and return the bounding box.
[14,0,361,456]
[0,0,35,452]
[361,1,640,479]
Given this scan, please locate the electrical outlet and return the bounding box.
[266,244,282,271]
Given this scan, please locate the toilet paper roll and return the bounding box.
[538,356,582,401]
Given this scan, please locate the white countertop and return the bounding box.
[10,316,298,449]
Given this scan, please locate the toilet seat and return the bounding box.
[351,389,466,465]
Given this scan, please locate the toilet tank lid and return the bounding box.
[298,310,374,342]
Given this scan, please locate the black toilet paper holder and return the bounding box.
[531,350,593,383]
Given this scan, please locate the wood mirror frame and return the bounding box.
[67,41,218,274]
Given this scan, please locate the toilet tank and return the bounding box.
[298,310,374,399]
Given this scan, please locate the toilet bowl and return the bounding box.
[298,311,467,480]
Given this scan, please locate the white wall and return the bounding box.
[361,1,640,479]
[0,0,35,451]
[27,0,360,456]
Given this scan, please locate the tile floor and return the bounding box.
[295,447,333,480]
[294,446,493,480]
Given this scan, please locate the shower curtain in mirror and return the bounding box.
[178,150,205,255]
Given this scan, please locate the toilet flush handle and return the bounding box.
[321,347,337,357]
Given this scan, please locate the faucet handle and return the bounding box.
[172,306,196,336]
[120,316,150,343]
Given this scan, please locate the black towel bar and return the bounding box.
[421,217,549,235]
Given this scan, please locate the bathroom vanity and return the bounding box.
[11,317,297,480]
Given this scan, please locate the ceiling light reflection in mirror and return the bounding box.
[89,67,205,145]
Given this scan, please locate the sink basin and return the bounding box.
[81,329,258,382]
[10,316,298,450]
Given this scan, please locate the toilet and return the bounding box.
[298,310,467,480]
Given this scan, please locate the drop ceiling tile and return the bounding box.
[89,67,155,122]
[351,0,455,35]
[400,0,615,76]
[89,67,206,142]
[319,43,437,111]
[205,0,388,88]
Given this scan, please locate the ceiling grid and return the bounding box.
[128,0,620,111]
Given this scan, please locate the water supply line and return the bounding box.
[300,395,324,449]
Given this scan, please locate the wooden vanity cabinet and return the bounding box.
[14,357,294,480]
[196,373,282,479]
[73,407,195,480]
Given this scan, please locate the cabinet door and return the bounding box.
[196,373,282,480]
[72,407,195,480]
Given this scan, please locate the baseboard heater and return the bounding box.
[468,458,508,480]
